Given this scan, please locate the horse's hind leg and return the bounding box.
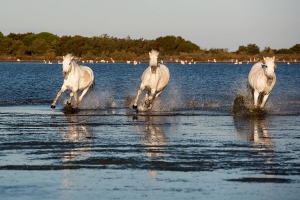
[249,87,254,103]
[260,94,270,109]
[67,92,74,105]
[73,87,90,109]
[154,90,163,100]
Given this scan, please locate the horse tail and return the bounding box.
[90,80,95,90]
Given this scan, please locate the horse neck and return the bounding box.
[70,61,80,74]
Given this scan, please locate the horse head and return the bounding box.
[62,54,74,76]
[263,56,276,83]
[149,50,159,73]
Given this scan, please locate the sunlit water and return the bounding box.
[0,62,300,200]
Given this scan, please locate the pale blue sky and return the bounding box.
[1,0,299,51]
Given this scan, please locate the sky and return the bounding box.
[0,0,299,52]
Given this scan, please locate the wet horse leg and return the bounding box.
[67,92,74,105]
[253,90,260,107]
[260,94,270,109]
[154,90,162,100]
[144,90,150,105]
[249,87,254,103]
[72,87,90,108]
[133,84,145,109]
[72,90,79,109]
[146,89,157,110]
[51,86,67,108]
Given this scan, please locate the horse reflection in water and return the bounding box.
[234,116,275,166]
[52,112,94,198]
[59,112,94,162]
[134,115,168,178]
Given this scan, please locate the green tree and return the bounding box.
[247,44,260,55]
[290,44,300,54]
[0,31,4,38]
[29,38,49,55]
[237,44,259,55]
[0,38,14,55]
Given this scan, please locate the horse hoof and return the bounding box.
[133,116,138,121]
[51,105,56,109]
[132,105,138,109]
[147,104,153,110]
[71,107,78,114]
[67,102,71,106]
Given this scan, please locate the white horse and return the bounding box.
[133,50,170,110]
[51,54,95,109]
[248,56,276,109]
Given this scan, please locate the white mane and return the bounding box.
[150,50,159,56]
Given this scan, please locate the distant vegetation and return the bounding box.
[0,31,299,62]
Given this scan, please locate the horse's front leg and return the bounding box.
[144,91,149,105]
[260,94,270,109]
[133,84,144,109]
[253,90,260,108]
[51,86,67,108]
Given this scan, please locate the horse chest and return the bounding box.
[144,74,159,87]
[63,78,79,90]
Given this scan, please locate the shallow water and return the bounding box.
[0,62,300,199]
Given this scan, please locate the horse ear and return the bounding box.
[63,56,65,60]
[273,56,275,60]
[71,56,74,60]
[149,52,151,56]
[263,57,266,61]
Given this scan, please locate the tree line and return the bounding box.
[0,31,299,62]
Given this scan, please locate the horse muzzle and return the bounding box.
[267,77,274,86]
[62,71,68,76]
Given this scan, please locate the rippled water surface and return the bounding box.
[0,62,300,200]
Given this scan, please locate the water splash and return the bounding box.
[76,89,116,109]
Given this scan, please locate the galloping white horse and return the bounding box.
[133,50,170,110]
[248,56,276,109]
[51,54,95,109]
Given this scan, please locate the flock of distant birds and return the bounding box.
[22,58,296,65]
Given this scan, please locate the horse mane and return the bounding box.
[150,50,159,56]
[64,53,74,60]
[263,56,275,63]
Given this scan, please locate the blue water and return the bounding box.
[0,61,299,115]
[1,61,300,200]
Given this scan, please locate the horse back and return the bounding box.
[79,66,94,89]
[157,64,170,91]
[248,62,263,87]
